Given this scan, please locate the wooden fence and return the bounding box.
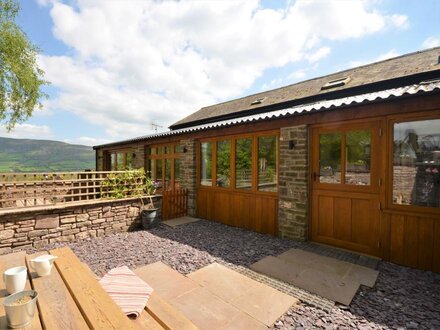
[162,188,188,220]
[0,171,148,210]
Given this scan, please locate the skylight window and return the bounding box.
[321,77,351,90]
[251,97,266,105]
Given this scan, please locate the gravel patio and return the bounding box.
[31,220,440,329]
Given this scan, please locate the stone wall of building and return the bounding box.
[179,139,197,216]
[278,125,309,241]
[131,144,146,169]
[96,149,104,171]
[0,196,161,254]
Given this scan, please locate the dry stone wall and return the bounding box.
[0,196,161,254]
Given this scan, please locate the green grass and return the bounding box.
[0,137,95,172]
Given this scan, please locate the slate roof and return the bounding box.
[171,47,440,129]
[94,80,440,149]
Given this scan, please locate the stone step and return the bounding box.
[250,254,361,305]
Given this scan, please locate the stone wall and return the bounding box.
[278,125,309,241]
[131,144,146,169]
[96,149,104,171]
[0,196,161,254]
[179,139,197,216]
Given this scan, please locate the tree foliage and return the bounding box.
[0,0,47,130]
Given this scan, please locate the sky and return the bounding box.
[0,0,439,146]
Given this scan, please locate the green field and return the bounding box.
[0,137,95,172]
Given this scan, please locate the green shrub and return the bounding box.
[101,169,157,199]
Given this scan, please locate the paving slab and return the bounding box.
[220,312,268,330]
[188,262,258,302]
[231,281,298,326]
[134,261,198,300]
[136,262,295,328]
[188,263,298,327]
[278,249,378,287]
[163,216,201,228]
[251,256,360,305]
[172,286,242,329]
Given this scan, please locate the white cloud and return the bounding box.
[63,137,111,147]
[389,14,409,29]
[288,69,308,81]
[40,0,408,140]
[376,49,401,61]
[422,36,440,49]
[308,47,331,63]
[0,124,53,140]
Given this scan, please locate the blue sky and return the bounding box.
[1,0,439,146]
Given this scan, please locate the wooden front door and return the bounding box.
[311,120,383,256]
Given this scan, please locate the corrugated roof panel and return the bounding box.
[94,81,440,148]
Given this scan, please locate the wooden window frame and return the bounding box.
[311,121,381,194]
[386,110,440,215]
[197,130,279,196]
[146,142,181,191]
[105,149,133,171]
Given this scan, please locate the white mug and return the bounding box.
[3,266,27,295]
[28,255,58,277]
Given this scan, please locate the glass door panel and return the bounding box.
[319,132,342,183]
[345,130,371,185]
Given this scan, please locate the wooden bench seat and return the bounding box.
[49,247,137,330]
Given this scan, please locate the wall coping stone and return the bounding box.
[0,195,162,217]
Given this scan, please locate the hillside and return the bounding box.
[0,137,95,172]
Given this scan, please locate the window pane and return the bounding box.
[216,140,231,188]
[165,159,171,190]
[126,153,133,169]
[157,147,163,155]
[110,153,116,171]
[116,153,124,170]
[345,130,371,185]
[164,146,171,154]
[150,147,156,155]
[200,142,212,186]
[156,159,163,190]
[148,159,155,178]
[258,136,278,192]
[319,133,342,183]
[236,138,253,190]
[174,159,181,189]
[393,119,440,208]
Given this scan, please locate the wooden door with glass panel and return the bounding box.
[311,121,382,256]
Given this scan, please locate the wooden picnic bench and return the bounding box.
[0,247,197,330]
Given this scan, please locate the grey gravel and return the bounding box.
[28,220,440,329]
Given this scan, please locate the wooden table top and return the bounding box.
[0,247,196,330]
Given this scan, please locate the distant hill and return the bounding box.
[0,137,95,172]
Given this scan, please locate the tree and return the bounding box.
[0,0,47,131]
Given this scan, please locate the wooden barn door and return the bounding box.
[310,120,383,257]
